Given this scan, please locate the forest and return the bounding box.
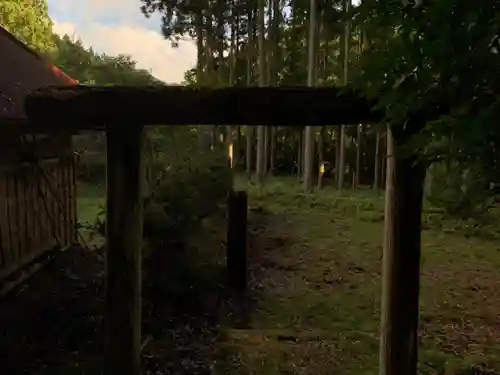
[1,0,500,375]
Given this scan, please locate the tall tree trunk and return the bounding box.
[379,124,426,375]
[317,126,324,188]
[355,124,362,186]
[245,2,255,175]
[246,126,253,174]
[262,1,272,175]
[338,0,350,190]
[321,8,329,83]
[205,11,216,85]
[290,0,300,81]
[265,1,272,84]
[303,0,318,191]
[335,126,341,184]
[234,126,241,169]
[267,0,280,175]
[227,0,239,168]
[270,126,276,173]
[374,127,381,189]
[195,11,205,84]
[216,1,225,86]
[381,130,387,189]
[297,129,303,179]
[233,3,241,167]
[195,10,210,151]
[271,0,280,84]
[255,0,266,184]
[338,126,345,188]
[246,2,255,85]
[317,9,326,189]
[205,8,219,149]
[263,126,269,174]
[229,1,237,85]
[353,26,364,188]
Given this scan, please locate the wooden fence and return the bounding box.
[0,155,77,281]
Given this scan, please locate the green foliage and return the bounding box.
[143,0,500,181]
[219,178,500,375]
[426,162,494,221]
[0,0,56,53]
[53,35,96,83]
[60,37,164,186]
[142,131,232,305]
[53,34,163,85]
[83,126,233,303]
[354,0,500,161]
[145,131,232,244]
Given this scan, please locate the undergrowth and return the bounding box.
[217,176,500,375]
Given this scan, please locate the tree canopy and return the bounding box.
[140,0,499,181]
[0,0,56,53]
[53,34,163,86]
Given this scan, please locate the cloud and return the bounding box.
[52,21,76,38]
[53,21,196,83]
[49,0,196,83]
[49,0,161,29]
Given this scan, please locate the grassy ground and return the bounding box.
[216,176,500,375]
[73,177,500,374]
[76,183,105,246]
[2,181,231,374]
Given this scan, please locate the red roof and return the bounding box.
[0,26,77,121]
[48,63,78,85]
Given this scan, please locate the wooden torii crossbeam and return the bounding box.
[24,85,381,128]
[24,85,420,375]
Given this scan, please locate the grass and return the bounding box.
[76,183,105,246]
[216,176,500,375]
[74,177,500,374]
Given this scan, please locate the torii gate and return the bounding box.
[24,85,434,375]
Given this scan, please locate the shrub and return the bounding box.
[426,161,494,221]
[145,148,230,237]
[142,143,232,310]
[88,127,233,309]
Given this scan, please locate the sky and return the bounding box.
[48,1,361,84]
[48,0,197,84]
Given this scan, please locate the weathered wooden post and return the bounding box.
[226,190,248,293]
[379,123,426,375]
[373,127,381,189]
[105,123,144,375]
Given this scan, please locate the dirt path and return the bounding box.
[216,183,500,375]
[216,204,383,375]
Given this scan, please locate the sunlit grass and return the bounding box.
[76,183,105,246]
[218,176,500,375]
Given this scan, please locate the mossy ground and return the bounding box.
[215,176,500,375]
[10,176,496,374]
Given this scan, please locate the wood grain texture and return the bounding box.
[0,156,77,281]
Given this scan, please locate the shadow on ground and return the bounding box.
[0,208,273,375]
